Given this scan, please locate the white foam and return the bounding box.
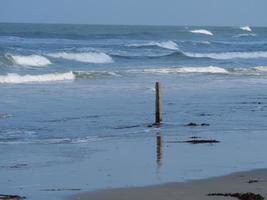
[240,26,252,32]
[184,51,267,60]
[234,33,257,38]
[190,29,214,36]
[253,66,267,72]
[128,41,179,50]
[197,41,211,45]
[48,52,113,63]
[74,70,121,78]
[143,66,229,74]
[0,72,75,84]
[10,55,51,67]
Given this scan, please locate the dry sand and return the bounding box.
[71,169,267,200]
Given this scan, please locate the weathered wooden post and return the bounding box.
[155,82,162,125]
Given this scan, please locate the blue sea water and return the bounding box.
[1,23,267,200]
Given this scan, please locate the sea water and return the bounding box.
[1,23,267,200]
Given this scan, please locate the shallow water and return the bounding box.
[1,24,267,200]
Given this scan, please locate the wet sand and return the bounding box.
[71,169,267,200]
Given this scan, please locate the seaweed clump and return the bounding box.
[207,192,264,200]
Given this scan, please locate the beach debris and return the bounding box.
[207,192,265,200]
[190,136,202,139]
[199,113,213,116]
[41,188,81,192]
[0,164,27,169]
[185,122,198,126]
[0,194,25,200]
[184,139,220,144]
[166,138,220,144]
[201,123,210,126]
[248,180,260,184]
[240,101,263,105]
[185,122,210,127]
[9,164,27,169]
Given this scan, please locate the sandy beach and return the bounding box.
[71,169,267,200]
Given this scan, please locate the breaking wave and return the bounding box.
[73,70,121,78]
[0,72,75,84]
[128,41,179,50]
[184,51,267,60]
[2,66,267,84]
[190,29,214,36]
[240,26,252,32]
[8,54,51,67]
[253,66,267,72]
[142,66,229,74]
[128,65,267,76]
[0,70,120,84]
[47,52,113,63]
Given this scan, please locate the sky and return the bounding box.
[0,0,267,26]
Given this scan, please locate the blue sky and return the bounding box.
[0,0,267,26]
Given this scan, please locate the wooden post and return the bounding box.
[155,82,162,125]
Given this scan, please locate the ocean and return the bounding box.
[1,23,267,200]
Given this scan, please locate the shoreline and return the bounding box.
[70,169,267,200]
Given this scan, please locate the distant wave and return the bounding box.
[142,66,229,74]
[8,54,51,67]
[112,50,267,61]
[0,72,74,84]
[0,70,121,84]
[47,52,113,63]
[184,51,267,60]
[240,26,252,32]
[234,33,257,38]
[128,41,179,50]
[110,51,187,60]
[190,29,214,36]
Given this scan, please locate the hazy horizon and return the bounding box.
[0,0,266,27]
[0,22,266,28]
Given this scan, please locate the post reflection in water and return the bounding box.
[156,133,163,168]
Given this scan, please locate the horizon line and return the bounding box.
[0,21,266,28]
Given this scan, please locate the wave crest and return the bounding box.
[190,29,214,36]
[240,26,252,32]
[184,51,267,60]
[253,66,267,72]
[142,66,228,74]
[0,72,75,84]
[73,71,121,78]
[47,52,113,63]
[9,54,51,67]
[128,41,179,50]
